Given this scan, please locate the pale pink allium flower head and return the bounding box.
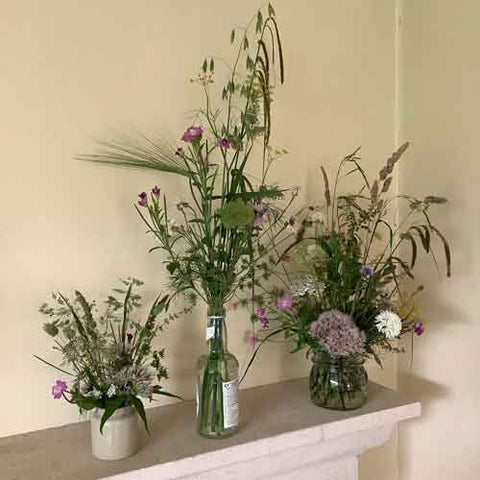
[310,310,366,356]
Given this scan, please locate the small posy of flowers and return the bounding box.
[37,279,184,433]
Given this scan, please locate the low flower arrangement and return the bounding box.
[36,278,181,433]
[246,144,451,409]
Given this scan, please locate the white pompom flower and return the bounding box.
[375,310,402,339]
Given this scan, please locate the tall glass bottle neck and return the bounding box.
[207,315,227,353]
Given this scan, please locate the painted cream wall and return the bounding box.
[398,1,480,479]
[0,2,398,477]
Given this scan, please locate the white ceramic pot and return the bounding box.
[90,406,140,460]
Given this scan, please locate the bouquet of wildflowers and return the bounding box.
[37,279,182,432]
[79,3,289,316]
[248,143,451,369]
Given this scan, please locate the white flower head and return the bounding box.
[90,389,102,399]
[291,275,323,297]
[310,210,325,224]
[106,384,117,398]
[375,310,402,339]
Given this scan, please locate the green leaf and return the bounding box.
[209,58,214,72]
[33,355,73,376]
[243,36,249,50]
[152,385,183,400]
[100,397,126,433]
[73,393,99,411]
[43,322,59,337]
[230,29,235,44]
[130,396,149,433]
[202,58,207,73]
[429,225,452,277]
[400,232,418,269]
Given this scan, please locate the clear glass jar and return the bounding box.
[309,353,368,410]
[196,310,239,437]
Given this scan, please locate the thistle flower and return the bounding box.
[181,126,203,143]
[218,137,231,149]
[309,310,366,356]
[152,186,162,198]
[51,380,67,399]
[276,292,293,310]
[375,310,402,339]
[138,192,148,207]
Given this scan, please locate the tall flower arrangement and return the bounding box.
[78,3,295,436]
[244,144,451,390]
[79,3,287,316]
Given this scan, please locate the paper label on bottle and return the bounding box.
[206,326,215,341]
[222,379,239,429]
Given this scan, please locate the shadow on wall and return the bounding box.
[397,372,451,479]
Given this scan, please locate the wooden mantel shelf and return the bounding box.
[0,378,420,480]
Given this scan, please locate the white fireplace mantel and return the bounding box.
[0,378,420,480]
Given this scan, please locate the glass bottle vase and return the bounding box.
[196,311,239,437]
[309,353,368,410]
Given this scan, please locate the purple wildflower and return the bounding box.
[138,191,148,207]
[276,292,293,310]
[309,310,366,356]
[219,137,231,149]
[152,186,162,198]
[51,380,67,399]
[256,306,269,328]
[253,214,266,228]
[127,332,134,342]
[360,264,374,278]
[253,202,267,228]
[414,322,425,336]
[181,126,203,143]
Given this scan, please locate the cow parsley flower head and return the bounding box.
[291,275,322,297]
[375,310,402,339]
[106,384,117,398]
[309,310,366,356]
